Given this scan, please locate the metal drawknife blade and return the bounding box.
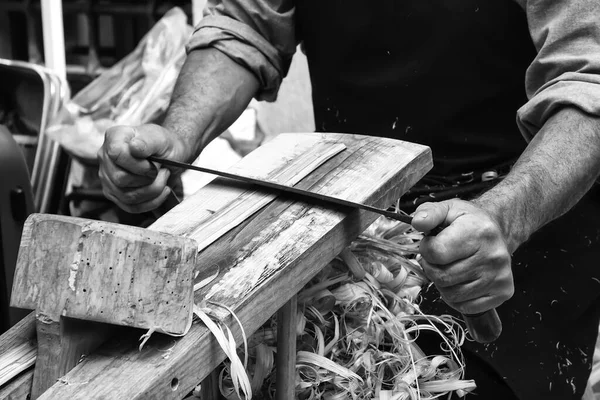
[149,156,502,343]
[147,155,413,225]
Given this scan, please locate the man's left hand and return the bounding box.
[411,199,513,315]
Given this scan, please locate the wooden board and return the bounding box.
[11,215,198,335]
[0,312,36,397]
[7,133,432,399]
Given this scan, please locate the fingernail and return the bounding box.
[414,211,428,220]
[129,137,143,148]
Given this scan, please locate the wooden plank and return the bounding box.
[0,313,36,367]
[30,318,115,399]
[0,370,33,400]
[0,313,36,395]
[38,133,432,400]
[12,215,198,335]
[11,215,197,398]
[150,139,346,244]
[199,370,220,399]
[276,295,298,399]
[0,342,36,387]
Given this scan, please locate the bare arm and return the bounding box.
[412,108,600,315]
[412,0,600,316]
[477,107,600,252]
[162,48,260,161]
[97,48,259,213]
[98,0,297,213]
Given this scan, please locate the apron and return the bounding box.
[296,1,600,398]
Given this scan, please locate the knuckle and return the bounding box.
[422,241,447,265]
[489,249,511,266]
[111,171,131,188]
[102,187,113,200]
[478,220,500,240]
[105,140,124,160]
[432,272,452,288]
[121,191,140,204]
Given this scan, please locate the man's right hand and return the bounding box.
[97,124,189,214]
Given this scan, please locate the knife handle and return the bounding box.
[464,308,502,343]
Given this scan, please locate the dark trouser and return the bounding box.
[418,184,600,400]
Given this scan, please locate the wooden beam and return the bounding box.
[30,317,114,399]
[276,295,298,399]
[199,370,220,399]
[33,133,431,400]
[0,369,33,400]
[0,312,36,395]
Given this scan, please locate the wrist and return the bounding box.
[160,119,203,163]
[472,192,529,254]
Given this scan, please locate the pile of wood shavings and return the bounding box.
[214,217,476,400]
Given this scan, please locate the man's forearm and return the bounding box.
[475,107,600,252]
[162,48,260,162]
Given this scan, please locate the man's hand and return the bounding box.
[411,199,513,315]
[97,124,189,214]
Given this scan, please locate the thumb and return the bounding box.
[128,125,174,160]
[411,201,451,233]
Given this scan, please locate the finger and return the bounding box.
[445,295,505,315]
[437,279,492,305]
[435,269,513,313]
[411,201,451,233]
[99,153,155,189]
[100,168,170,207]
[103,126,158,178]
[422,228,510,269]
[104,186,171,214]
[420,257,482,288]
[128,124,175,159]
[419,225,480,265]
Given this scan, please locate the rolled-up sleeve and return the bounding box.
[516,0,600,139]
[186,0,298,101]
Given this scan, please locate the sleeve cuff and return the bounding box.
[517,72,600,140]
[186,15,287,101]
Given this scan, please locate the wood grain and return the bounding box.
[10,214,196,397]
[34,133,431,400]
[0,369,33,400]
[0,312,36,396]
[30,317,115,399]
[0,133,347,399]
[12,214,198,335]
[0,342,36,387]
[276,295,298,399]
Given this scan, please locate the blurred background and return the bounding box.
[0,0,313,333]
